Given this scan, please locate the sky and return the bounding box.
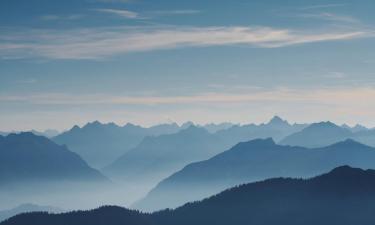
[1,0,375,131]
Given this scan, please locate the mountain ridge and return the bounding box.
[135,138,375,211]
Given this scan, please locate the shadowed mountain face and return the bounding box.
[135,138,375,211]
[0,132,107,186]
[53,121,182,168]
[0,204,63,222]
[4,166,375,225]
[0,132,113,210]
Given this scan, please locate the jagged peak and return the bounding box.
[304,121,347,131]
[179,124,208,134]
[267,116,289,126]
[180,121,195,128]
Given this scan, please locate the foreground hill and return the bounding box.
[0,132,107,186]
[4,166,375,225]
[0,204,63,222]
[53,121,181,168]
[136,138,375,210]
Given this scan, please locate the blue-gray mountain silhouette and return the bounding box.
[353,129,375,147]
[279,121,353,147]
[0,130,59,138]
[342,123,368,133]
[4,166,375,225]
[55,116,302,169]
[135,138,375,211]
[216,115,307,143]
[200,122,235,133]
[0,132,107,186]
[53,121,181,168]
[280,121,375,148]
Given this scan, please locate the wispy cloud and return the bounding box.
[41,14,84,21]
[0,25,372,60]
[300,3,348,10]
[94,8,140,19]
[297,12,359,23]
[0,87,374,107]
[150,10,201,15]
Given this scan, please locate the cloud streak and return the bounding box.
[0,87,373,107]
[0,25,373,59]
[297,12,360,23]
[94,8,140,19]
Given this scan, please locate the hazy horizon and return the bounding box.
[0,115,373,134]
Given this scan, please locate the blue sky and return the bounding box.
[1,0,375,131]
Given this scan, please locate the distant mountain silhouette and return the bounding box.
[279,121,353,147]
[5,166,375,225]
[103,125,234,185]
[0,130,60,138]
[135,138,375,211]
[200,122,235,133]
[216,115,307,143]
[353,129,375,147]
[30,129,60,138]
[0,132,107,186]
[342,123,368,133]
[0,204,63,222]
[53,116,305,169]
[280,121,375,148]
[53,121,182,168]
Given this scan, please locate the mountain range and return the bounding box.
[4,166,375,225]
[53,121,237,168]
[135,138,375,211]
[53,121,183,168]
[103,116,309,185]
